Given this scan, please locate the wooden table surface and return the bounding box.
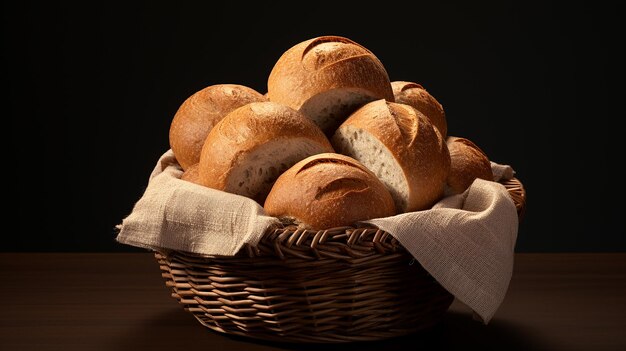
[1,253,624,351]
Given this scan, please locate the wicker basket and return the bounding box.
[155,178,526,343]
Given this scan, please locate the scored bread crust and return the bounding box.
[391,81,447,138]
[446,136,493,194]
[169,84,266,170]
[264,153,396,229]
[198,101,334,202]
[332,99,450,212]
[267,36,394,134]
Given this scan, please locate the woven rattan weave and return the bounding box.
[155,178,526,342]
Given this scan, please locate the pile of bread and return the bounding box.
[169,36,493,229]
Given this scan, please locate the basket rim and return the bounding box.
[158,177,525,260]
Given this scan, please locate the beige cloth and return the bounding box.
[117,150,518,323]
[116,150,280,255]
[491,161,515,181]
[362,177,518,323]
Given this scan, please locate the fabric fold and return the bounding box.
[116,150,280,256]
[362,178,518,323]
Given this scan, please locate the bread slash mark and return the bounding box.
[387,102,418,146]
[296,157,365,175]
[301,37,372,71]
[399,82,424,92]
[315,178,368,201]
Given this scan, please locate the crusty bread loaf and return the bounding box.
[267,36,394,135]
[264,153,396,229]
[446,136,493,194]
[198,101,334,203]
[391,81,447,138]
[169,84,266,170]
[332,99,450,212]
[180,163,201,185]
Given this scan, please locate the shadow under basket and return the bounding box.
[155,178,526,343]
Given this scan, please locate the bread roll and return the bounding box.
[446,136,493,194]
[198,101,334,203]
[267,36,394,134]
[332,99,450,212]
[264,153,396,229]
[169,84,266,170]
[391,81,447,138]
[180,163,201,185]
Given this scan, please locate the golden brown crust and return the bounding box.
[337,99,450,212]
[169,84,266,170]
[264,153,396,229]
[267,36,394,132]
[391,81,447,138]
[197,101,333,193]
[180,163,202,185]
[446,136,493,194]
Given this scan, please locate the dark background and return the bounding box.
[4,2,624,252]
